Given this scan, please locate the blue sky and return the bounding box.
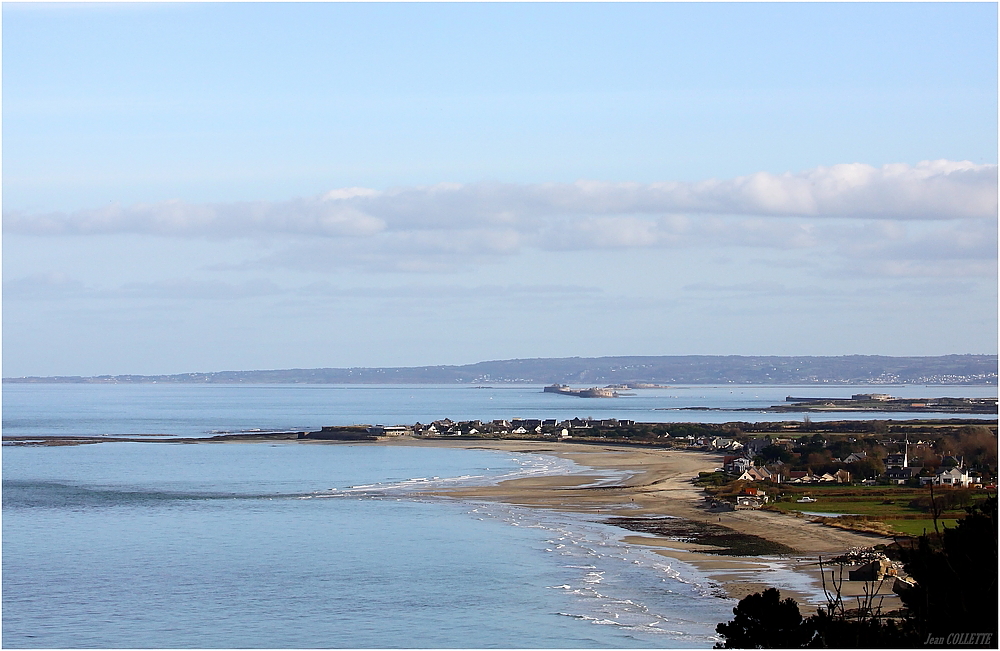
[3,2,997,376]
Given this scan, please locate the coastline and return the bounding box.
[382,437,898,611]
[4,430,904,613]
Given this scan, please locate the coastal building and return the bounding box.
[735,495,764,509]
[919,466,972,488]
[366,425,410,436]
[782,470,849,483]
[885,450,908,469]
[733,486,768,508]
[737,467,773,482]
[724,456,753,474]
[884,466,920,484]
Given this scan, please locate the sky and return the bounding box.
[3,2,998,377]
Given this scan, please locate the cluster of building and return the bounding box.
[690,435,796,452]
[883,449,979,487]
[689,435,745,450]
[333,420,993,492]
[703,435,988,489]
[721,453,852,485]
[707,485,771,511]
[402,417,637,438]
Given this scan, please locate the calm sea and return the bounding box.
[2,384,996,648]
[3,383,996,439]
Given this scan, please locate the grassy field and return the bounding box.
[765,484,978,536]
[770,499,931,518]
[887,519,960,536]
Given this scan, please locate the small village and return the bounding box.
[301,415,997,539]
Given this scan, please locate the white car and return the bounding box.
[796,496,817,503]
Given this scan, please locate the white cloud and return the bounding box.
[5,160,995,278]
[6,160,994,241]
[355,160,996,229]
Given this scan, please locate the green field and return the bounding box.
[770,499,929,518]
[887,519,960,536]
[765,485,977,536]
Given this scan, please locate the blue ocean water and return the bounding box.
[2,383,995,648]
[3,443,731,648]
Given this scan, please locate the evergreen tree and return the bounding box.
[715,588,811,648]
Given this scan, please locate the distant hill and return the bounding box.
[5,354,997,385]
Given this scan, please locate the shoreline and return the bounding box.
[6,432,903,612]
[381,437,899,611]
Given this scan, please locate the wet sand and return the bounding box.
[384,437,898,611]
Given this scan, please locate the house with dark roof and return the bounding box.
[884,466,920,484]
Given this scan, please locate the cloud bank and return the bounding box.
[5,160,995,242]
[6,160,994,277]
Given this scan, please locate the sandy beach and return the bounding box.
[6,430,903,612]
[385,437,899,611]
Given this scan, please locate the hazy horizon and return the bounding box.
[6,353,997,389]
[4,3,997,377]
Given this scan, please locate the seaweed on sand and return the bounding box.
[604,516,796,556]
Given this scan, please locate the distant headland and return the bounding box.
[4,354,996,385]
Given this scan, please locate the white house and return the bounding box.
[919,467,972,488]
